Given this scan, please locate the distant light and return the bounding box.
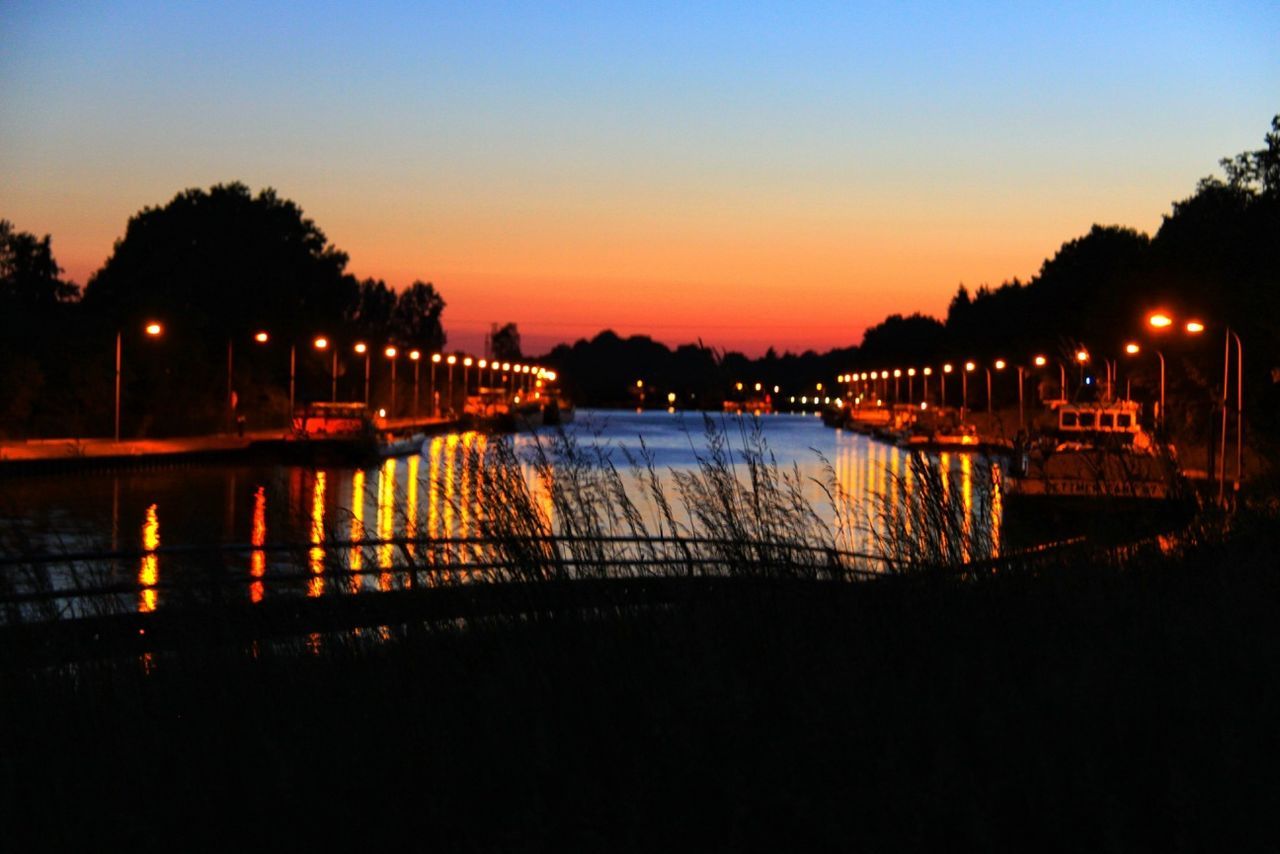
[502,363,510,371]
[823,397,830,404]
[773,386,779,393]
[1149,313,1173,329]
[870,371,878,380]
[801,396,808,404]
[754,382,762,392]
[1075,350,1089,363]
[943,364,953,373]
[385,346,397,358]
[1125,343,1140,355]
[789,396,795,403]
[994,359,1006,370]
[907,368,916,377]
[253,331,269,344]
[377,408,386,417]
[313,336,328,350]
[920,402,928,411]
[477,358,486,368]
[547,372,557,381]
[446,354,456,365]
[354,342,367,354]
[1084,376,1094,385]
[145,322,163,337]
[637,379,644,388]
[923,367,932,376]
[735,381,743,391]
[893,369,902,378]
[816,382,823,391]
[409,350,421,361]
[835,399,843,408]
[463,357,473,366]
[1185,320,1205,334]
[964,361,976,372]
[1033,355,1047,367]
[667,392,676,403]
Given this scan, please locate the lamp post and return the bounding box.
[1124,342,1163,430]
[962,362,975,420]
[430,353,442,418]
[114,321,164,442]
[354,343,370,404]
[463,356,473,403]
[385,346,398,417]
[941,364,953,407]
[988,359,1006,415]
[409,350,421,418]
[225,330,271,433]
[313,336,335,402]
[921,367,932,405]
[906,368,916,403]
[1075,349,1089,391]
[446,355,457,416]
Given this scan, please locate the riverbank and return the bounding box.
[4,514,1278,849]
[0,416,468,476]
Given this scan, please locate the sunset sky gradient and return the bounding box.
[3,1,1277,354]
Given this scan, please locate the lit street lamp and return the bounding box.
[962,362,975,419]
[430,353,442,418]
[446,354,457,416]
[114,321,163,442]
[354,343,370,404]
[409,350,421,418]
[313,336,337,402]
[385,346,398,416]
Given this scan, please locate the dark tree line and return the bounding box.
[538,115,1280,450]
[1,183,449,437]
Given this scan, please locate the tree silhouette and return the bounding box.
[0,220,78,307]
[83,182,358,339]
[490,322,522,360]
[391,281,447,350]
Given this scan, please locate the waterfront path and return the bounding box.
[0,416,466,474]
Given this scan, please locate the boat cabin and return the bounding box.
[1057,401,1141,435]
[292,402,377,437]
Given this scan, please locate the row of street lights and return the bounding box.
[834,310,1244,499]
[112,321,557,438]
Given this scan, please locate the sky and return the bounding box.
[2,1,1277,356]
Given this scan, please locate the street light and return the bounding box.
[313,336,337,402]
[1124,341,1164,429]
[463,356,474,402]
[430,353,442,418]
[962,362,975,419]
[114,321,164,442]
[409,350,421,417]
[354,343,370,404]
[385,346,398,416]
[446,354,457,417]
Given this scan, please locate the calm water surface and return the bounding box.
[0,410,1001,613]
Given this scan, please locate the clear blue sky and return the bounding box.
[3,1,1277,353]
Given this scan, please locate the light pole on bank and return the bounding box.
[114,321,164,442]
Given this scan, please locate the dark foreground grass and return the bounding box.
[4,516,1280,852]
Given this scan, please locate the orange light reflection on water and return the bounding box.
[350,469,366,591]
[139,503,159,612]
[377,458,396,588]
[308,472,326,597]
[250,486,267,604]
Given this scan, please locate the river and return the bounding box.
[0,410,1002,616]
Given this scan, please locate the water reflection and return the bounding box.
[139,503,159,612]
[12,412,1004,613]
[250,486,266,604]
[308,472,326,597]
